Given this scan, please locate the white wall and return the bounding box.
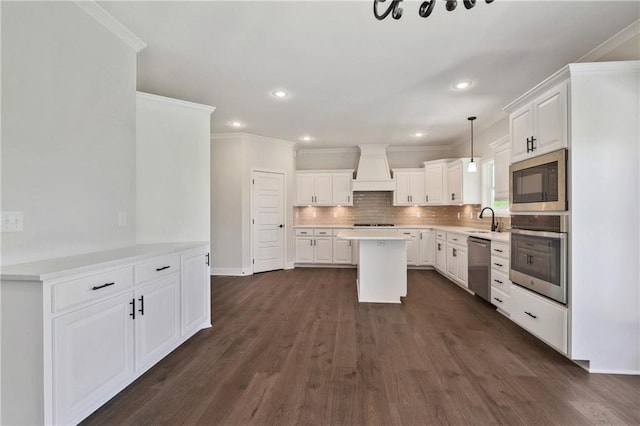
[211,133,295,275]
[136,92,214,244]
[447,117,510,160]
[1,2,138,265]
[569,62,639,373]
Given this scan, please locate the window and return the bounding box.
[482,160,509,215]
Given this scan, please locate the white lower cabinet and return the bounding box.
[333,237,353,264]
[401,230,420,265]
[294,229,333,263]
[1,243,211,426]
[53,292,136,425]
[511,284,568,354]
[489,240,511,316]
[418,230,435,266]
[445,233,468,288]
[435,233,446,272]
[490,286,510,315]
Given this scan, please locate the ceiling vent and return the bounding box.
[352,144,396,191]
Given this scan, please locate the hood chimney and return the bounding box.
[352,144,396,191]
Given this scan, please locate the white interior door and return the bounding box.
[252,171,285,273]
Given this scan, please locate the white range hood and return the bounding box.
[352,144,396,191]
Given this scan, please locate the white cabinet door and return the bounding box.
[314,175,333,205]
[134,275,180,372]
[181,248,210,338]
[494,144,511,200]
[409,173,425,205]
[424,161,445,205]
[447,162,462,204]
[419,230,435,266]
[53,293,135,425]
[400,230,419,265]
[332,238,353,264]
[510,105,534,163]
[446,244,457,278]
[332,173,353,205]
[395,173,411,205]
[295,236,314,262]
[533,82,568,156]
[456,247,468,287]
[435,239,446,272]
[314,237,333,263]
[296,174,315,205]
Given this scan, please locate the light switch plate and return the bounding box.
[2,212,24,232]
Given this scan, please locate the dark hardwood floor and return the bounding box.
[83,268,640,425]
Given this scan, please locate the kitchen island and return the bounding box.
[337,229,409,303]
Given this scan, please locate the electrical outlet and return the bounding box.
[118,212,127,227]
[2,212,24,232]
[333,212,338,218]
[469,212,474,219]
[416,211,421,218]
[312,211,317,218]
[457,212,461,219]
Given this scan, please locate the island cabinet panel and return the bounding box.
[0,243,211,426]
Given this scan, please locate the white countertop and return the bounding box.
[337,229,410,240]
[296,225,510,242]
[1,242,208,282]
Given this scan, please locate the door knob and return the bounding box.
[278,224,284,228]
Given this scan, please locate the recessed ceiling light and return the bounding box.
[301,135,312,142]
[414,132,425,137]
[229,120,245,128]
[453,80,473,90]
[272,90,288,98]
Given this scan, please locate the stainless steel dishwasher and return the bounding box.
[467,236,490,302]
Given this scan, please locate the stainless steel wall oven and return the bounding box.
[510,215,568,304]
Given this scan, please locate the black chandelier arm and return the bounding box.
[373,0,403,20]
[376,0,494,20]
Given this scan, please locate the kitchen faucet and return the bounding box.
[479,207,498,232]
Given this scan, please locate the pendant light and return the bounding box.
[467,116,477,173]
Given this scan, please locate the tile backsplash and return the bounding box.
[294,191,510,230]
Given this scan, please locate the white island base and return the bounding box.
[337,229,408,303]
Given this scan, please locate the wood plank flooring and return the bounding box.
[82,268,640,425]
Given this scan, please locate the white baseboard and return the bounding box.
[211,267,253,276]
[285,262,295,270]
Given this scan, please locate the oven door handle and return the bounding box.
[511,228,567,239]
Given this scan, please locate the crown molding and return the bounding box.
[578,19,640,63]
[211,132,296,147]
[137,92,215,113]
[297,147,358,155]
[73,1,147,52]
[387,145,450,153]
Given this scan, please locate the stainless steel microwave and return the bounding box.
[510,149,568,212]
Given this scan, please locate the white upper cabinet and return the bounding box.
[332,172,354,206]
[424,160,447,205]
[507,80,568,163]
[295,170,353,206]
[446,159,480,205]
[393,169,426,206]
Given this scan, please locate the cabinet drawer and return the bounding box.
[490,286,510,314]
[313,229,332,236]
[491,255,509,275]
[332,228,347,236]
[490,269,511,294]
[436,231,446,239]
[295,229,313,236]
[491,241,509,259]
[135,255,180,285]
[446,233,466,246]
[52,267,134,313]
[400,230,418,239]
[511,285,568,354]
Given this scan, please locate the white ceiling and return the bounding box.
[100,1,639,149]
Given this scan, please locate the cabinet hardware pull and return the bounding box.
[494,279,503,284]
[451,193,455,201]
[494,297,503,303]
[526,137,532,153]
[349,240,352,247]
[129,299,135,320]
[156,266,171,272]
[278,224,284,228]
[206,253,210,266]
[525,311,537,319]
[426,195,428,202]
[453,248,457,257]
[494,262,503,267]
[531,136,537,151]
[494,249,503,253]
[92,282,115,291]
[437,243,441,251]
[310,239,313,246]
[138,295,144,315]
